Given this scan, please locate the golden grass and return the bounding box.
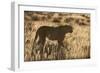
[24,11,90,61]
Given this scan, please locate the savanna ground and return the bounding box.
[24,11,90,61]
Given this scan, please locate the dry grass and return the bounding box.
[24,11,90,61]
